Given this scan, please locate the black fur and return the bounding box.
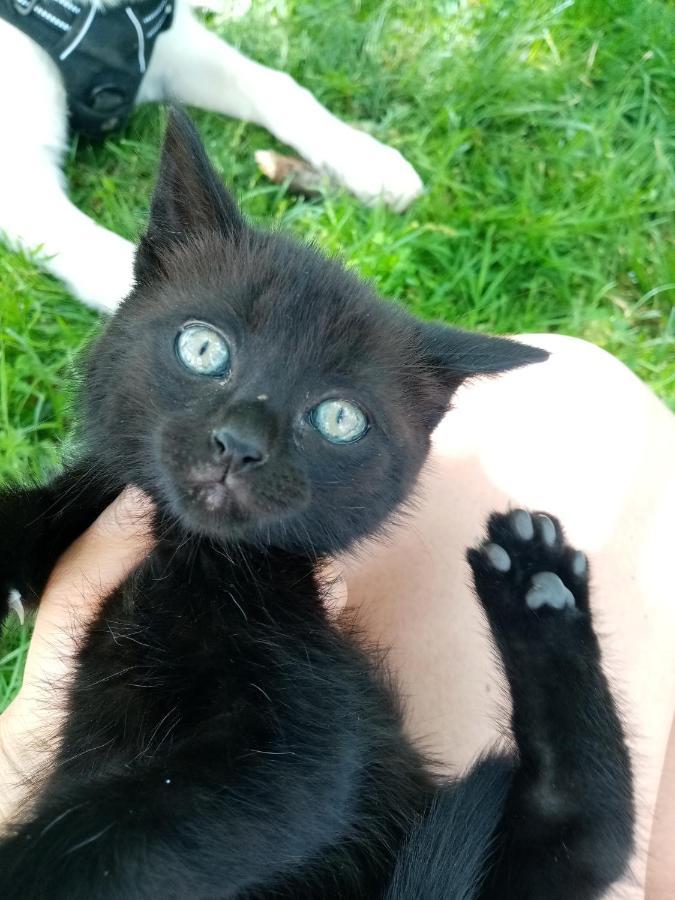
[0,111,633,898]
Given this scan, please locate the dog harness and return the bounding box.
[0,0,174,138]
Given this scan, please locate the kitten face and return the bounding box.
[83,111,546,554]
[87,234,440,551]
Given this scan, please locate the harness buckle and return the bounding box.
[13,0,40,15]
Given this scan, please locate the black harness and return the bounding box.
[1,0,174,138]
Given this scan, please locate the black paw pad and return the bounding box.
[526,572,575,611]
[571,551,587,577]
[508,509,558,547]
[484,543,511,572]
[510,509,534,540]
[535,514,556,547]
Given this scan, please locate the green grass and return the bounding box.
[1,0,674,708]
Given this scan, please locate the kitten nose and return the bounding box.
[211,427,267,474]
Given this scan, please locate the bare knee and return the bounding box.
[517,333,660,404]
[432,332,674,549]
[439,332,671,459]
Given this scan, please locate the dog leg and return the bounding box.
[0,160,136,312]
[0,24,135,312]
[140,6,423,211]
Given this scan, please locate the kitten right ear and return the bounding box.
[414,322,549,430]
[135,108,244,282]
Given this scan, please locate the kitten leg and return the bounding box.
[0,466,117,622]
[139,5,423,211]
[0,759,340,899]
[467,509,634,900]
[385,755,513,900]
[0,24,135,313]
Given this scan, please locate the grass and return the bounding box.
[1,0,674,708]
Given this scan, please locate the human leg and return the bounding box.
[647,715,675,899]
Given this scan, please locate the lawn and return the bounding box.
[1,0,674,707]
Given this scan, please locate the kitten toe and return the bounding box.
[571,550,588,577]
[533,513,557,547]
[483,543,512,572]
[509,509,534,540]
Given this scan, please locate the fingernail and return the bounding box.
[8,589,25,625]
[98,486,154,537]
[119,485,152,511]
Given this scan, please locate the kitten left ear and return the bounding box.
[135,108,244,282]
[416,322,549,428]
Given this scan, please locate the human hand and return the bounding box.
[0,487,154,829]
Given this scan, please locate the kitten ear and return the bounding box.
[416,322,549,428]
[135,108,244,281]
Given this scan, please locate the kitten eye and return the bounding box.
[176,322,230,377]
[310,399,368,444]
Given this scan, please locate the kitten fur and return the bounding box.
[0,111,633,898]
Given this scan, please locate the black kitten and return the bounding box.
[0,112,633,899]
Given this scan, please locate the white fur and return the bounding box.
[0,2,423,312]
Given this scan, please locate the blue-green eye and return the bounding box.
[176,322,230,377]
[310,399,368,444]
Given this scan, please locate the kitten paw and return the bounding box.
[467,509,590,628]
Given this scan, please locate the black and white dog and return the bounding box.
[0,0,423,312]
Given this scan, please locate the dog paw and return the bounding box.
[55,229,135,314]
[467,509,589,628]
[316,126,423,212]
